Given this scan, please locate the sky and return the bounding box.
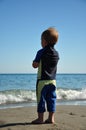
[0,0,86,74]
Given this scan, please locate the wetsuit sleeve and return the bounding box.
[33,49,45,63]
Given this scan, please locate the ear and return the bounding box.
[44,39,48,45]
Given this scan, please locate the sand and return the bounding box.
[0,105,86,130]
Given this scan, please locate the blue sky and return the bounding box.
[0,0,86,73]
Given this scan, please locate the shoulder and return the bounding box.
[36,48,46,58]
[33,48,46,63]
[54,49,60,59]
[37,48,46,55]
[50,47,60,60]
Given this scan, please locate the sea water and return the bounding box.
[0,74,86,109]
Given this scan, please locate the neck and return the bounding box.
[48,44,54,47]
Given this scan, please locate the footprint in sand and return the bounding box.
[69,112,76,115]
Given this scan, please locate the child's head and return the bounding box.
[41,27,59,47]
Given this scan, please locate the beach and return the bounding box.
[0,106,86,130]
[0,74,86,130]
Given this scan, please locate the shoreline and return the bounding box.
[0,105,86,130]
[0,99,86,110]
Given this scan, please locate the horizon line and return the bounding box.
[0,73,86,75]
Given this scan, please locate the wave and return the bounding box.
[0,89,36,105]
[56,88,86,100]
[0,88,86,105]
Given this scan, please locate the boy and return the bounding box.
[32,27,59,124]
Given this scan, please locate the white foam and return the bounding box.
[56,88,86,100]
[0,90,36,104]
[0,89,86,105]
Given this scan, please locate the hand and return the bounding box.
[32,62,39,68]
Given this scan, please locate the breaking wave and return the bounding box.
[0,88,86,105]
[0,89,36,105]
[56,88,86,100]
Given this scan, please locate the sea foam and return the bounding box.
[57,88,86,100]
[0,88,86,105]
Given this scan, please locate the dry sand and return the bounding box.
[0,105,86,130]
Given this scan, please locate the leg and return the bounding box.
[45,84,56,124]
[45,112,55,124]
[48,112,55,123]
[38,112,44,122]
[31,82,46,124]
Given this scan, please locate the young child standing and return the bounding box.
[32,27,59,124]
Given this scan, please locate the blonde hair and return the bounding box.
[41,27,59,45]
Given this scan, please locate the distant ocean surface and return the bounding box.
[0,74,86,109]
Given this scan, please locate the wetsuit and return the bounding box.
[33,44,59,112]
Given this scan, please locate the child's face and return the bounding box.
[41,37,48,48]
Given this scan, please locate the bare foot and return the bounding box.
[31,118,43,124]
[44,119,55,124]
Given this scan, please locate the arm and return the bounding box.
[32,49,44,68]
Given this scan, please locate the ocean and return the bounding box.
[0,74,86,109]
